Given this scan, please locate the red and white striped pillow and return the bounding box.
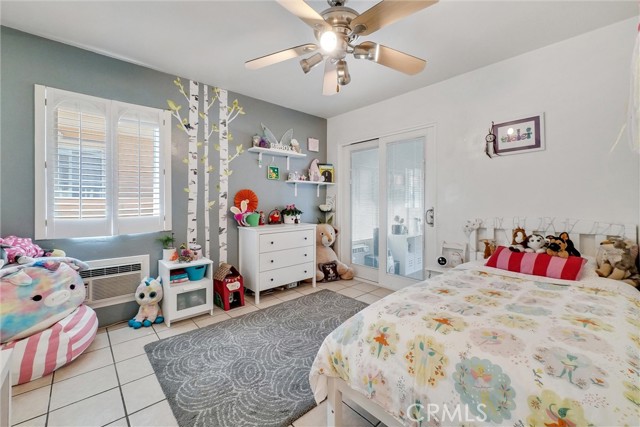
[485,246,587,281]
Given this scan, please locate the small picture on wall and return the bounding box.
[318,164,334,183]
[492,113,545,155]
[267,165,279,180]
[308,137,319,152]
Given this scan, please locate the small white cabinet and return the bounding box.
[159,258,214,327]
[239,224,316,304]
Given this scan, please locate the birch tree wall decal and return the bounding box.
[200,85,217,259]
[167,77,199,245]
[215,88,245,263]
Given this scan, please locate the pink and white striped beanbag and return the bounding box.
[2,305,98,385]
[486,246,587,281]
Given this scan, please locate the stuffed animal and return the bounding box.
[509,228,528,253]
[559,232,581,257]
[128,277,164,329]
[0,236,65,265]
[312,223,354,282]
[595,237,640,286]
[546,236,569,258]
[525,234,547,253]
[482,240,497,259]
[309,159,323,182]
[0,261,86,343]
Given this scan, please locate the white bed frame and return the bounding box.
[325,216,638,427]
[468,217,637,260]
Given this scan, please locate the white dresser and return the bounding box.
[239,224,316,304]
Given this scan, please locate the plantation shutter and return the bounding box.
[113,102,171,234]
[35,85,171,239]
[42,87,111,238]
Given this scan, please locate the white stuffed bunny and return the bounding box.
[230,199,249,226]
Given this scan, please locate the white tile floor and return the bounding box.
[11,280,388,427]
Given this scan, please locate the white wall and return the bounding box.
[328,17,639,265]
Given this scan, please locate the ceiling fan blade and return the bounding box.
[351,0,438,36]
[323,60,338,96]
[245,44,318,70]
[354,41,426,75]
[276,0,331,31]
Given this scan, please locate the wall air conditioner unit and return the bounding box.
[351,244,369,265]
[80,255,149,309]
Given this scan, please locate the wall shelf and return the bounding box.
[248,147,305,171]
[285,180,335,197]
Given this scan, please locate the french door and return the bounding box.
[342,127,436,289]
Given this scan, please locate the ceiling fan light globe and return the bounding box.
[319,30,338,52]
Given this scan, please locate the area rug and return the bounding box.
[144,289,368,427]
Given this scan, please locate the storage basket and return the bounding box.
[185,264,207,281]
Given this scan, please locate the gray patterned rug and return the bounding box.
[144,289,367,427]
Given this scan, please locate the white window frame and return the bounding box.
[34,85,172,239]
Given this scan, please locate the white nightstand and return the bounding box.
[159,258,214,327]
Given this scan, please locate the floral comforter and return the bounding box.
[310,267,640,426]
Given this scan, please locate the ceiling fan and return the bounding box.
[245,0,438,95]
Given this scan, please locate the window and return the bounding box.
[35,85,172,239]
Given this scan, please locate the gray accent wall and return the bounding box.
[1,27,327,325]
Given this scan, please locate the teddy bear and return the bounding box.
[313,223,354,282]
[128,277,164,329]
[508,228,527,252]
[546,236,569,258]
[595,237,640,286]
[524,233,547,253]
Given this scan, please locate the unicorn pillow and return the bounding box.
[0,262,86,343]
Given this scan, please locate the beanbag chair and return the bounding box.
[2,305,98,385]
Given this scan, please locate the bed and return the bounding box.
[309,218,640,426]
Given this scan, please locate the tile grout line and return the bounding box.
[106,327,132,427]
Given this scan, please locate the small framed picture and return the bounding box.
[318,163,334,183]
[308,137,319,152]
[267,165,279,180]
[492,113,545,155]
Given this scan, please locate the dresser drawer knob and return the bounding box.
[304,237,308,240]
[270,278,274,282]
[304,254,307,257]
[304,270,307,273]
[271,241,274,245]
[270,260,274,263]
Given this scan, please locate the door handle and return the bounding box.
[426,208,435,227]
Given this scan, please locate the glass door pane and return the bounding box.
[386,137,425,281]
[350,146,379,279]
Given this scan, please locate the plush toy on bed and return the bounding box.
[128,277,164,329]
[313,223,354,282]
[595,237,640,287]
[546,236,570,258]
[508,228,528,252]
[559,231,581,257]
[524,234,547,253]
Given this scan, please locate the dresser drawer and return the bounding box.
[259,247,313,272]
[259,229,314,253]
[259,262,315,290]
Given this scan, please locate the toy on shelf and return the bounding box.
[309,159,323,182]
[268,209,281,224]
[178,244,196,263]
[230,199,250,226]
[128,277,165,329]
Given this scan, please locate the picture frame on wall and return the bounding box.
[267,165,279,180]
[307,137,319,152]
[318,163,334,183]
[492,113,545,155]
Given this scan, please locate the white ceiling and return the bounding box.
[1,1,637,118]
